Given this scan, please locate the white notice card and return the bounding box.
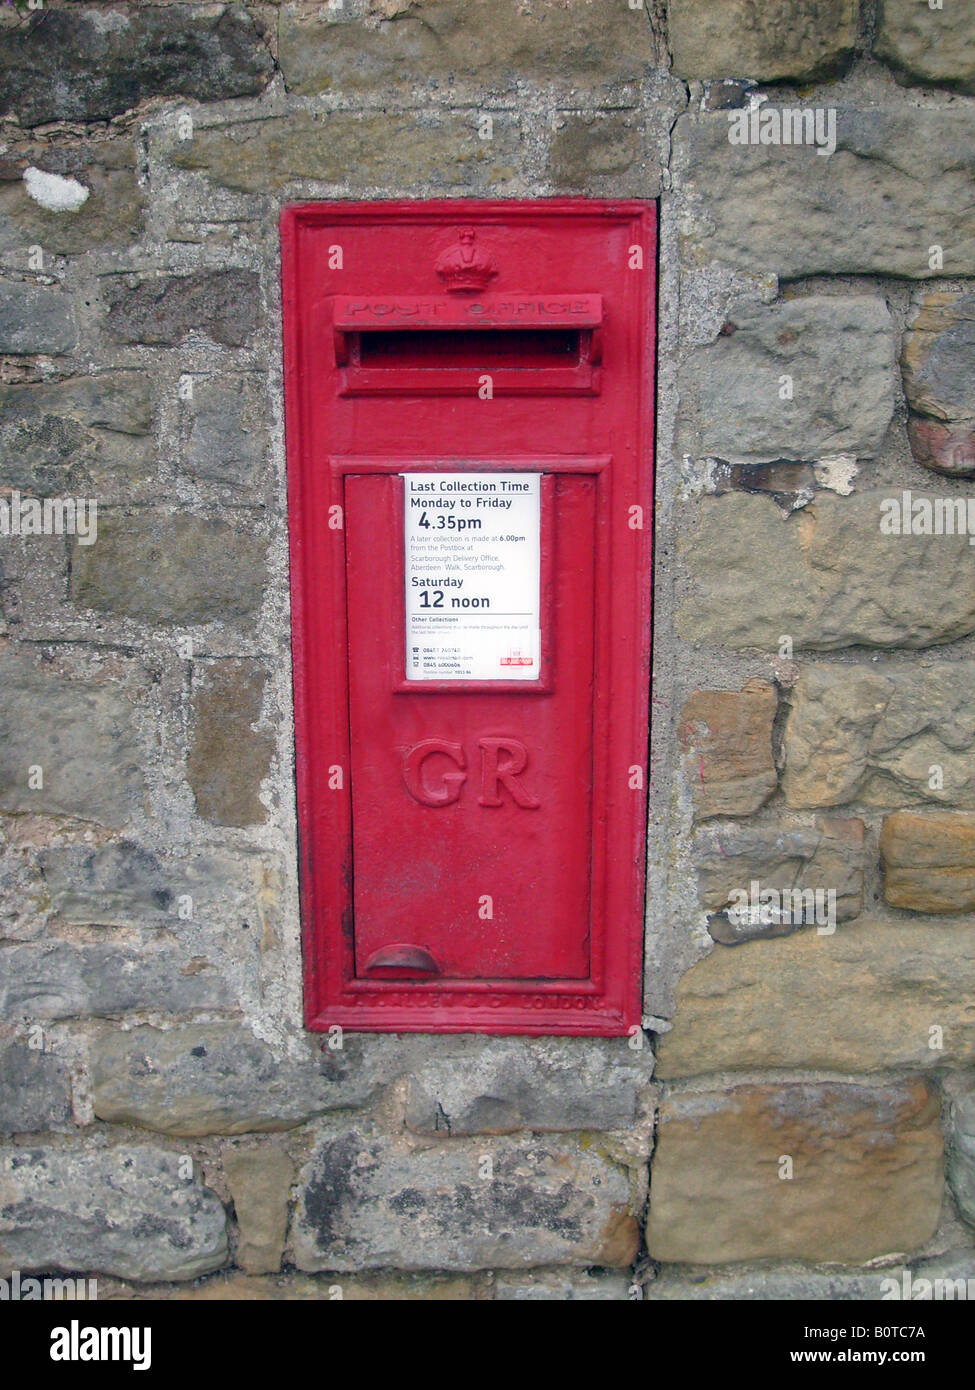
[403,472,541,681]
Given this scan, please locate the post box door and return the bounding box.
[345,469,596,982]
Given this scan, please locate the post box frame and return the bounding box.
[281,199,656,1035]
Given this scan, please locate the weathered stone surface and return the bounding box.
[69,513,268,626]
[782,663,975,809]
[903,294,975,422]
[278,0,652,100]
[403,1038,654,1136]
[292,1126,639,1272]
[875,0,975,95]
[38,841,262,930]
[549,113,649,196]
[0,280,75,355]
[695,817,864,944]
[902,293,975,477]
[646,1082,942,1265]
[678,492,975,650]
[494,1269,632,1300]
[0,139,142,255]
[677,296,896,464]
[669,0,857,82]
[656,918,975,1077]
[881,811,975,913]
[0,1143,228,1281]
[187,660,273,827]
[104,270,260,349]
[0,941,234,1020]
[0,1040,72,1133]
[0,648,145,826]
[167,110,522,194]
[104,1270,476,1300]
[0,840,48,941]
[946,1075,975,1230]
[679,680,778,818]
[181,376,267,490]
[908,418,975,478]
[645,1251,975,1301]
[0,6,272,127]
[0,373,154,496]
[1,373,153,439]
[224,1145,295,1275]
[90,1023,395,1135]
[673,106,975,279]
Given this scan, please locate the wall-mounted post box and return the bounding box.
[281,200,655,1035]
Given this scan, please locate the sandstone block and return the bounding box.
[104,270,260,349]
[669,0,857,82]
[782,663,975,809]
[876,0,975,95]
[679,680,778,818]
[656,918,975,1077]
[881,811,975,913]
[673,106,975,279]
[678,491,975,650]
[646,1081,943,1264]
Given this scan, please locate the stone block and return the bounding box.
[673,106,975,279]
[187,660,273,826]
[782,663,975,809]
[668,0,857,82]
[0,1040,72,1133]
[902,292,975,477]
[278,0,651,101]
[881,810,975,913]
[677,296,896,465]
[695,816,864,943]
[90,1023,399,1136]
[0,647,145,827]
[403,1037,653,1136]
[0,6,272,127]
[646,1081,942,1264]
[292,1126,639,1272]
[679,680,778,818]
[69,512,268,627]
[0,138,142,255]
[223,1145,295,1275]
[0,280,75,355]
[104,270,260,349]
[678,491,975,651]
[167,110,523,195]
[876,0,975,95]
[0,1143,228,1281]
[656,918,975,1077]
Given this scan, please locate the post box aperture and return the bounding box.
[281,200,655,1035]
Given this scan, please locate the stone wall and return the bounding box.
[1,0,974,1300]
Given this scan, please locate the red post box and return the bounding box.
[281,200,655,1035]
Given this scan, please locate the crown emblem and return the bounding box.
[435,228,498,293]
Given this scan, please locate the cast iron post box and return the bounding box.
[281,199,655,1034]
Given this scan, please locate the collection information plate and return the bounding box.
[403,471,541,681]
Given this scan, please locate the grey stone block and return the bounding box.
[0,1143,228,1281]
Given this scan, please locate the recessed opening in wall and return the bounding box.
[281,198,656,1035]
